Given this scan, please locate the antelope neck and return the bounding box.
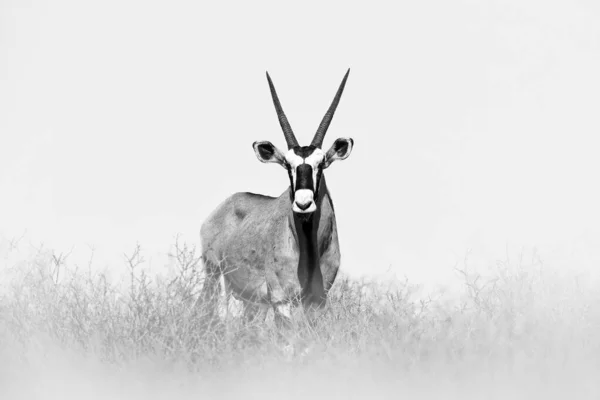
[289,177,330,307]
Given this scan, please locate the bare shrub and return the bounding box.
[1,239,599,381]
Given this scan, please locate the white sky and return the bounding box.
[2,0,600,289]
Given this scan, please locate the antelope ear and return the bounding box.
[323,137,353,168]
[253,141,286,166]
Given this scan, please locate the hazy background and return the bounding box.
[2,0,600,290]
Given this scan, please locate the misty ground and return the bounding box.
[1,237,599,399]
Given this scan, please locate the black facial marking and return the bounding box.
[295,164,314,191]
[286,164,294,196]
[287,145,325,202]
[315,166,323,198]
[293,145,317,158]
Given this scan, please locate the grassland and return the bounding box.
[1,238,599,399]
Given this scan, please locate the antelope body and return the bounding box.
[200,70,354,322]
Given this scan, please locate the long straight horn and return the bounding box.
[266,72,299,149]
[311,68,350,148]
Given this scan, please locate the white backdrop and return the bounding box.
[2,0,600,290]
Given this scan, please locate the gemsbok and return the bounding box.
[200,69,354,324]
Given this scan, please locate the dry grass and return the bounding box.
[1,237,599,399]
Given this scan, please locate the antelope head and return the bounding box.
[253,69,354,214]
